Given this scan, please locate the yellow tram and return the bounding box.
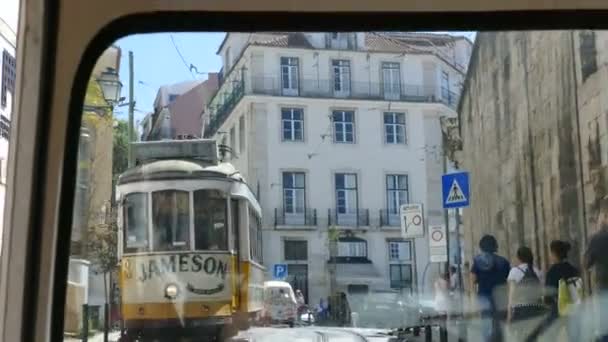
[116,140,265,341]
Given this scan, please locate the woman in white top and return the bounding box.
[506,246,547,342]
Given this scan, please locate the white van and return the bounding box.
[262,281,298,327]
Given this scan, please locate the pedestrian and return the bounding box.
[338,292,351,326]
[434,271,451,314]
[295,289,305,321]
[538,240,580,339]
[470,234,511,342]
[584,203,608,341]
[449,265,461,292]
[506,246,547,342]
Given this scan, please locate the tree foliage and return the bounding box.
[113,119,129,184]
[86,207,118,275]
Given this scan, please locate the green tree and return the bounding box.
[112,119,130,185]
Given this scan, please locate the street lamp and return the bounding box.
[97,68,123,106]
[83,68,123,114]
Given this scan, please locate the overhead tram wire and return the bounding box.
[170,34,195,79]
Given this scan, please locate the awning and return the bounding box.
[336,263,382,284]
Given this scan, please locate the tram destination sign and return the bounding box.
[123,253,228,283]
[132,139,218,163]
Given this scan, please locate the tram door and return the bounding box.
[231,199,241,306]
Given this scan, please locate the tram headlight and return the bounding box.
[165,284,179,299]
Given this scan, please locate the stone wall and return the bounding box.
[458,31,608,269]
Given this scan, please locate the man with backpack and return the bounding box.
[470,235,511,342]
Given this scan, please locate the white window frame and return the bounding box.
[386,174,409,215]
[332,60,351,97]
[281,108,304,142]
[335,173,358,215]
[282,172,306,214]
[384,112,406,144]
[281,57,299,96]
[382,62,401,100]
[388,240,413,290]
[332,110,355,143]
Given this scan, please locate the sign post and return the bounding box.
[442,171,470,342]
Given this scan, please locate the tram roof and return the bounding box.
[117,159,245,185]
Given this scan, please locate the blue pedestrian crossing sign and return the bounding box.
[442,172,470,208]
[273,264,288,279]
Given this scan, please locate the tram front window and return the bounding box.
[124,192,148,253]
[152,190,190,251]
[193,189,228,250]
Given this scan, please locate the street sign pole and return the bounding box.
[441,171,469,342]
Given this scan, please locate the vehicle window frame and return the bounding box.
[151,189,191,251]
[122,191,150,253]
[193,188,229,251]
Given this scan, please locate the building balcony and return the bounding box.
[205,79,244,136]
[328,208,370,227]
[379,209,401,228]
[250,76,459,109]
[206,74,459,136]
[274,208,317,228]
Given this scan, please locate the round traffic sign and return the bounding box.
[431,230,444,242]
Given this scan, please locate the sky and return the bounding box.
[114,33,225,124]
[113,31,476,125]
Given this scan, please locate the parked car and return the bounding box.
[350,289,420,329]
[262,281,298,327]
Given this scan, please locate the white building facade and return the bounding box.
[207,32,471,305]
[0,1,18,251]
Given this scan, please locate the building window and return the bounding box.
[1,50,16,108]
[389,241,411,261]
[151,190,190,251]
[382,62,401,100]
[168,94,179,104]
[239,115,246,152]
[390,264,413,289]
[333,110,355,143]
[281,57,299,96]
[249,208,263,263]
[335,173,357,214]
[230,126,237,156]
[389,240,412,289]
[387,174,409,214]
[283,172,305,214]
[332,60,351,96]
[384,112,406,144]
[225,47,231,70]
[580,31,598,81]
[284,240,308,261]
[281,108,304,141]
[337,238,367,258]
[441,70,450,101]
[0,115,10,140]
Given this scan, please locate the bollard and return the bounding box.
[439,319,448,342]
[103,303,110,342]
[82,304,89,342]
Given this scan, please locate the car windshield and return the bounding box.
[60,30,608,342]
